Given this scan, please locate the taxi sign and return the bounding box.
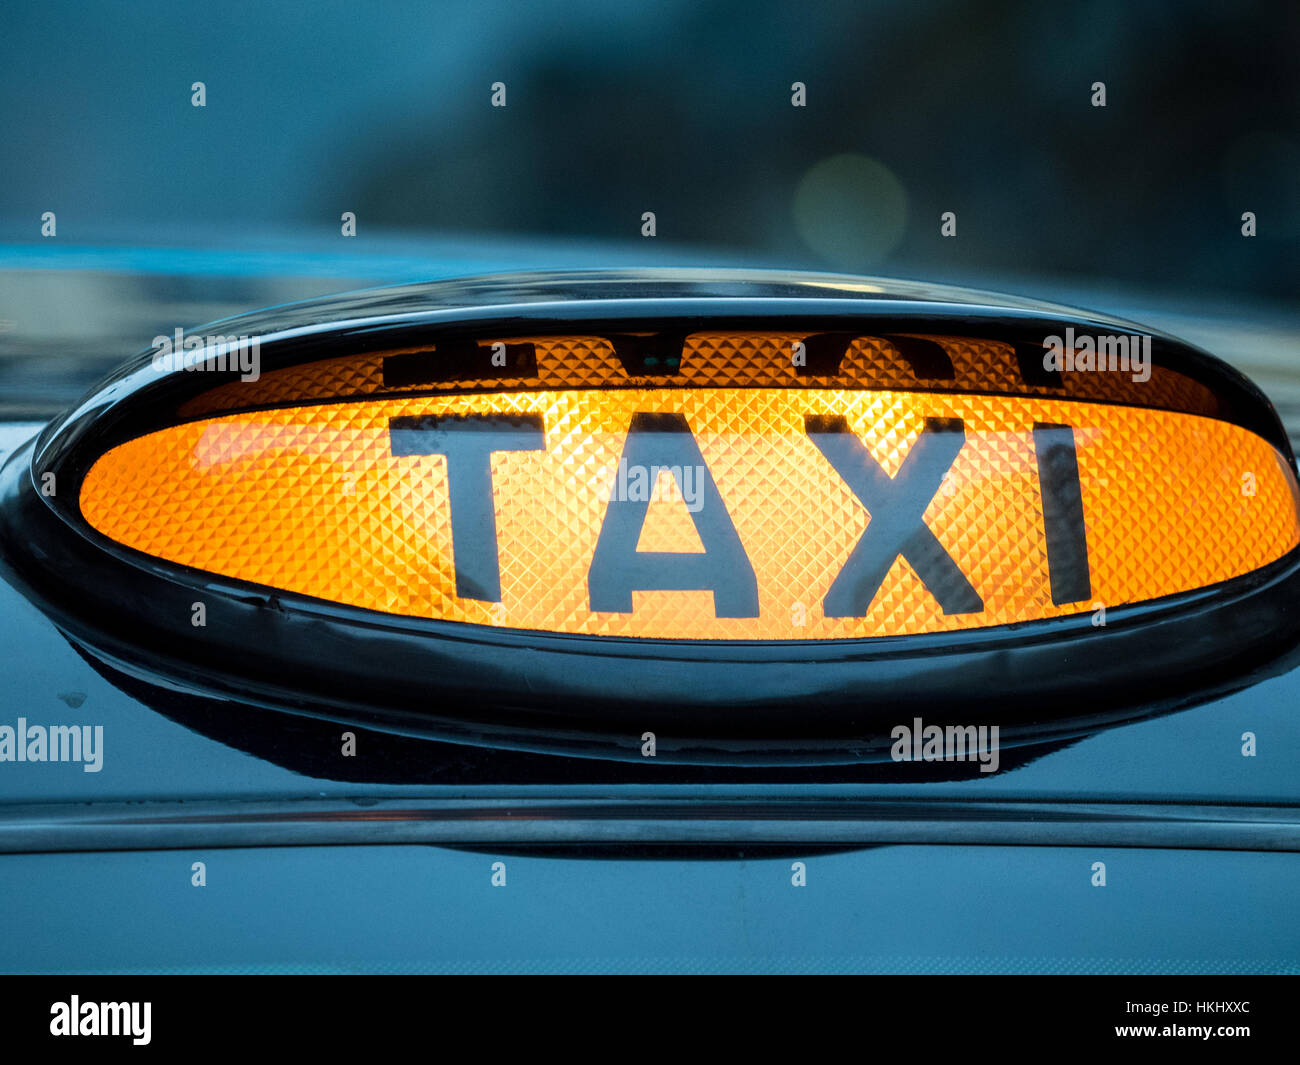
[5,271,1300,756]
[79,377,1300,640]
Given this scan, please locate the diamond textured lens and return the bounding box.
[80,382,1300,640]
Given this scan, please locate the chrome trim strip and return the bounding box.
[1,799,1298,853]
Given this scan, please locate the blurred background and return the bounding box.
[0,0,1296,430]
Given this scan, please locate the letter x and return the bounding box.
[805,415,983,616]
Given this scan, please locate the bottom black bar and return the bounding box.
[0,976,1288,1052]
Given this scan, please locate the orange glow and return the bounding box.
[80,388,1300,639]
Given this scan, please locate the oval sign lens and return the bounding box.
[78,331,1300,639]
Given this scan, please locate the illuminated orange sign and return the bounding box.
[80,387,1300,640]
